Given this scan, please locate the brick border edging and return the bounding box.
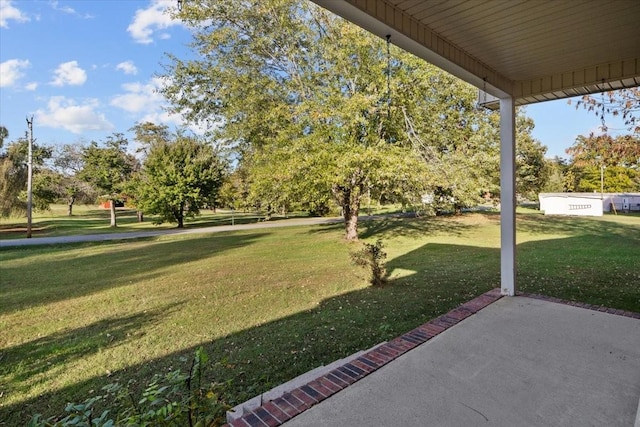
[226,290,640,426]
[517,292,640,319]
[225,288,504,427]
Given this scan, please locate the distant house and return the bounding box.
[538,193,640,216]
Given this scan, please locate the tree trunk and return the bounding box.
[137,211,144,222]
[67,196,75,216]
[344,202,359,241]
[176,204,184,228]
[109,199,117,227]
[334,183,362,241]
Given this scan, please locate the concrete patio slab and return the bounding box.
[227,291,640,427]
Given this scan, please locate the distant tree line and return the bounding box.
[0,124,226,229]
[550,133,640,194]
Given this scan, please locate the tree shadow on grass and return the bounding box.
[0,240,501,425]
[516,212,640,239]
[0,232,269,316]
[308,214,477,240]
[1,209,144,239]
[0,303,183,398]
[2,231,639,425]
[358,215,475,240]
[0,210,311,240]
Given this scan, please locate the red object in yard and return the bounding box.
[100,200,125,208]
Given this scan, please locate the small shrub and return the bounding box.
[28,347,230,427]
[350,239,388,286]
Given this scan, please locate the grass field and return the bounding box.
[1,211,638,425]
[0,204,316,240]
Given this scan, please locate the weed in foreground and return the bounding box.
[351,239,388,287]
[28,347,230,427]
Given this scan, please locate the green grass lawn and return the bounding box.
[1,212,638,425]
[0,204,318,240]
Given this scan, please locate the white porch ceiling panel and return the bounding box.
[311,0,640,106]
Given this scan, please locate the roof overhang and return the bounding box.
[310,0,640,109]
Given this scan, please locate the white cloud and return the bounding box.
[116,61,138,75]
[127,0,180,44]
[25,82,38,91]
[50,1,75,15]
[111,76,185,129]
[0,0,30,28]
[35,96,114,134]
[110,77,166,114]
[49,0,94,19]
[0,58,30,87]
[51,60,87,86]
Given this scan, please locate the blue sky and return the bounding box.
[1,0,191,149]
[0,0,629,159]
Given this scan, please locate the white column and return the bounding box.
[500,97,516,296]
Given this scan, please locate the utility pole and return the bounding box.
[26,116,34,238]
[600,164,605,200]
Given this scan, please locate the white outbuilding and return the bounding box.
[539,193,640,216]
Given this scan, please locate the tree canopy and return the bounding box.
[78,134,137,227]
[565,133,640,192]
[0,134,54,217]
[0,126,8,149]
[515,114,550,201]
[50,143,97,216]
[130,122,226,228]
[163,0,537,239]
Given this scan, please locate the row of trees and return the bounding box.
[0,124,226,229]
[1,126,58,217]
[548,133,640,194]
[3,120,634,231]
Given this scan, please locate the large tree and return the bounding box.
[165,0,518,239]
[515,114,550,201]
[542,156,570,193]
[131,122,226,228]
[566,133,640,168]
[0,134,54,217]
[0,126,8,149]
[52,143,96,216]
[163,0,434,239]
[78,134,136,227]
[565,133,640,192]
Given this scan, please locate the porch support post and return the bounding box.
[499,97,516,296]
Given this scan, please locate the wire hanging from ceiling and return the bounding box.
[600,79,608,133]
[386,34,392,122]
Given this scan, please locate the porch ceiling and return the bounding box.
[311,0,640,107]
